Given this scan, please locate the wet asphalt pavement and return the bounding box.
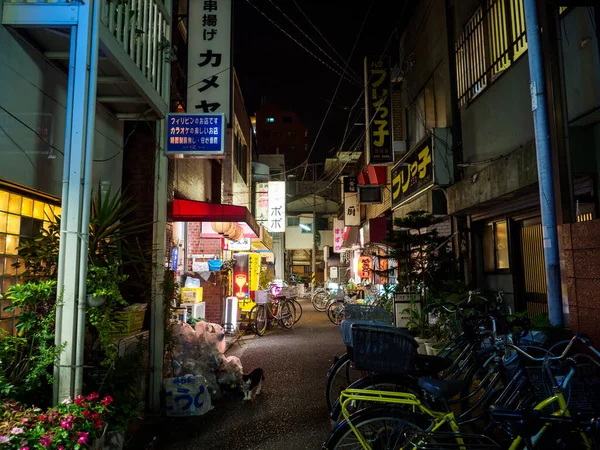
[155,298,345,450]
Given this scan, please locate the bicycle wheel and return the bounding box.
[291,298,303,324]
[324,406,423,450]
[328,301,345,325]
[252,304,268,336]
[278,301,295,329]
[312,291,330,311]
[325,353,365,411]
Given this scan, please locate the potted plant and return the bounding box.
[86,264,128,308]
[404,301,435,355]
[0,393,113,449]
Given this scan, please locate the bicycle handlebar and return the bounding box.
[505,332,599,362]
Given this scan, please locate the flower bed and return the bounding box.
[0,393,112,449]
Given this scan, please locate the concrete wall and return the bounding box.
[561,8,600,123]
[447,142,538,214]
[460,57,534,177]
[0,23,124,197]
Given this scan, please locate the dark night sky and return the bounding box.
[232,0,410,163]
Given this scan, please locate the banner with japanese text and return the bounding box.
[343,176,360,227]
[188,0,232,121]
[254,182,269,227]
[267,181,286,233]
[333,218,344,253]
[364,55,393,165]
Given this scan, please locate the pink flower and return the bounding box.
[20,447,29,450]
[60,420,72,430]
[77,432,88,445]
[10,428,24,435]
[74,395,85,406]
[101,395,113,406]
[86,392,99,401]
[39,436,52,447]
[0,436,10,444]
[58,446,65,450]
[61,398,72,405]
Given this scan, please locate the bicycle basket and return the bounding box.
[526,360,600,414]
[343,303,393,324]
[350,324,417,373]
[255,290,270,305]
[405,431,501,449]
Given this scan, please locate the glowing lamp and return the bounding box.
[229,225,243,241]
[358,255,372,279]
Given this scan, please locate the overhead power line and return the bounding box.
[245,0,362,88]
[266,0,363,86]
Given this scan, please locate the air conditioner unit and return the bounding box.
[182,302,205,320]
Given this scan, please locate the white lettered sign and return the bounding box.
[267,181,286,233]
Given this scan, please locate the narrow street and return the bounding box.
[155,298,345,450]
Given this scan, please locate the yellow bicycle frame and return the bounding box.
[339,389,464,450]
[338,388,592,450]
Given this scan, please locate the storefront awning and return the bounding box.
[172,199,260,238]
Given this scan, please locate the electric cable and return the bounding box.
[266,0,363,86]
[245,0,362,88]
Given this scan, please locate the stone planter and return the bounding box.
[414,337,435,355]
[105,430,125,450]
[87,294,107,307]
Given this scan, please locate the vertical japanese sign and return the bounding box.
[364,55,393,165]
[267,181,285,233]
[333,218,344,253]
[344,177,360,227]
[248,253,261,291]
[255,182,269,227]
[188,0,232,121]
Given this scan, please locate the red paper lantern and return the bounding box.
[358,255,372,279]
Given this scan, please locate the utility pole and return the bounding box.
[523,0,564,326]
[312,164,317,295]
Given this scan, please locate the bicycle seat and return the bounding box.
[418,378,466,399]
[413,354,453,376]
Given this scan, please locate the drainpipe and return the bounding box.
[74,0,102,395]
[53,26,77,404]
[523,0,564,326]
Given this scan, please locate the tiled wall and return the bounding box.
[564,218,600,341]
[186,224,223,324]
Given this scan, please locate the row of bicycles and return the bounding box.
[247,282,303,336]
[322,295,600,449]
[311,281,392,326]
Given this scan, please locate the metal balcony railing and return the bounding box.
[100,0,170,99]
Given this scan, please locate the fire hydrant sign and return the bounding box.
[165,113,225,157]
[165,375,212,416]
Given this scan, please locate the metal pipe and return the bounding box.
[523,0,564,326]
[312,165,317,295]
[74,0,102,395]
[53,25,77,405]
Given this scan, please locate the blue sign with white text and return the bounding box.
[166,113,225,157]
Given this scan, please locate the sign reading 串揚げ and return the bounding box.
[166,113,225,157]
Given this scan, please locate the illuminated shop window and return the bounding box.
[0,189,60,294]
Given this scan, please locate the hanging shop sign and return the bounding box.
[166,113,225,157]
[333,218,344,253]
[227,237,251,251]
[364,55,394,165]
[358,255,372,279]
[343,176,360,227]
[187,0,232,121]
[255,182,269,227]
[267,181,286,233]
[391,130,454,209]
[171,247,179,271]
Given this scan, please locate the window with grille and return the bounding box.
[287,217,300,227]
[455,0,528,107]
